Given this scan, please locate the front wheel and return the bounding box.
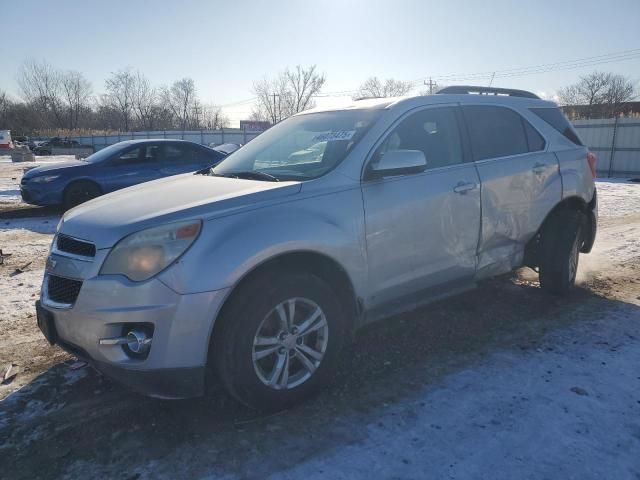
[63,181,102,210]
[212,272,346,410]
[539,209,585,295]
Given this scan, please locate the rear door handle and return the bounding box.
[453,182,477,194]
[532,163,546,174]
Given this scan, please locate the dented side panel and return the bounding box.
[474,151,562,279]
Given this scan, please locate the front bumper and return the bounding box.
[39,249,230,399]
[20,183,62,206]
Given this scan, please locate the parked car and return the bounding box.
[209,142,242,155]
[32,137,94,155]
[21,139,226,209]
[37,86,597,410]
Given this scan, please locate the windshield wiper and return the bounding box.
[212,171,280,182]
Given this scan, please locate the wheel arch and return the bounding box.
[525,194,593,267]
[62,177,103,196]
[207,250,361,366]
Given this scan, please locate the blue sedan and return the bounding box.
[20,139,226,209]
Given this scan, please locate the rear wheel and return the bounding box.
[212,271,346,410]
[63,181,101,210]
[539,209,585,295]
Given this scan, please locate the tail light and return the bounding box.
[587,151,597,178]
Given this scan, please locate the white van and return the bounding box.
[0,130,13,149]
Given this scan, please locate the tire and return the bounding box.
[212,271,347,411]
[539,209,585,295]
[63,181,102,210]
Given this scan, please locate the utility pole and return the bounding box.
[272,93,280,124]
[192,104,202,129]
[488,72,496,87]
[424,77,437,95]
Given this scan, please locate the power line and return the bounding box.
[426,48,640,82]
[219,47,640,116]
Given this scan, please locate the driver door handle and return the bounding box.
[453,181,477,194]
[532,162,546,174]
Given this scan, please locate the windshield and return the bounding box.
[212,110,382,181]
[82,143,129,163]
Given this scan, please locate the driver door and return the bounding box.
[101,144,162,193]
[361,105,481,307]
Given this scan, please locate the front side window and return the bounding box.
[464,106,530,161]
[115,147,143,164]
[371,107,463,171]
[212,109,382,181]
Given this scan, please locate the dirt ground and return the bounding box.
[1,165,639,479]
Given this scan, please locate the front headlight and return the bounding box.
[100,220,202,282]
[31,175,60,183]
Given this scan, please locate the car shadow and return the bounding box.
[0,206,61,235]
[1,273,638,479]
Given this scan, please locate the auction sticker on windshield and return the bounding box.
[312,130,356,142]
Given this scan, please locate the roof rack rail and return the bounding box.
[436,85,540,99]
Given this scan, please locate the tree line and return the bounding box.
[0,60,230,135]
[1,59,636,136]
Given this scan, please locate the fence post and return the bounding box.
[243,127,247,144]
[221,128,224,144]
[608,116,619,178]
[201,129,204,145]
[118,132,121,142]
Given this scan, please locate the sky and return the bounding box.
[1,0,640,126]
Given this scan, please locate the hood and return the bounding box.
[24,160,87,177]
[60,173,301,249]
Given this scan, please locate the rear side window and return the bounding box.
[530,107,583,146]
[463,106,530,161]
[523,121,546,151]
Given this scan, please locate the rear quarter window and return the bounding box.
[530,107,583,146]
[463,106,529,160]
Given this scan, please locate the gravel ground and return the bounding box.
[0,161,639,479]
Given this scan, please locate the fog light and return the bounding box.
[126,329,152,354]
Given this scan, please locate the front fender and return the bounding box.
[158,188,367,298]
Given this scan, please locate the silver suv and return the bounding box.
[37,86,597,410]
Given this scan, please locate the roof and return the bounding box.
[116,139,201,144]
[298,91,555,116]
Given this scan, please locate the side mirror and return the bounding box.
[368,149,427,179]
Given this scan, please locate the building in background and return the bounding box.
[562,102,640,120]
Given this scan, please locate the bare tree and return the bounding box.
[105,69,136,131]
[201,103,229,129]
[16,59,65,128]
[558,71,636,118]
[131,71,157,130]
[285,65,326,114]
[162,78,198,130]
[355,76,413,99]
[0,90,9,125]
[252,65,326,123]
[60,70,92,130]
[602,74,636,117]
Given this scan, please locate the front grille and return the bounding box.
[56,234,96,257]
[47,275,83,305]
